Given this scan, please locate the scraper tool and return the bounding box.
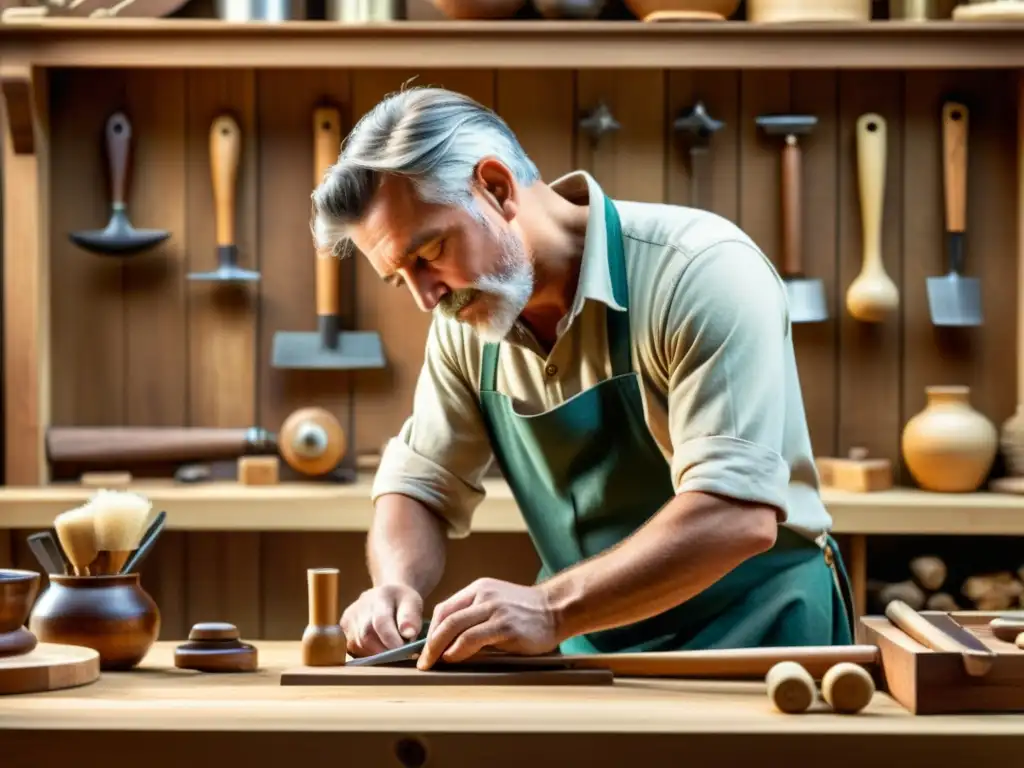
[271,104,384,370]
[187,113,260,283]
[927,101,982,326]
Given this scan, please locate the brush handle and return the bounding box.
[106,112,131,207]
[942,102,968,241]
[780,135,803,277]
[210,114,241,248]
[121,510,167,575]
[26,531,65,575]
[45,426,273,464]
[856,113,886,272]
[314,106,343,322]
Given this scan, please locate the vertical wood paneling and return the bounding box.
[49,69,127,430]
[837,71,905,476]
[350,70,497,456]
[665,71,741,223]
[495,71,575,183]
[575,71,666,202]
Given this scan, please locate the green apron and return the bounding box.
[477,195,855,655]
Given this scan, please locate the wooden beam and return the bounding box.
[2,65,50,486]
[0,63,36,155]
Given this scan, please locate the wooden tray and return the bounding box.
[861,611,1024,714]
[0,642,100,695]
[280,661,613,687]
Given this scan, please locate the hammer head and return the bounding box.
[756,114,817,137]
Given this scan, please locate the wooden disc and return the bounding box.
[644,10,725,21]
[188,622,240,642]
[953,2,1024,20]
[989,616,1024,643]
[0,642,100,695]
[765,661,815,714]
[278,407,346,476]
[174,641,258,673]
[821,662,874,714]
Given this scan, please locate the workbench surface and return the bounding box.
[1,642,1022,767]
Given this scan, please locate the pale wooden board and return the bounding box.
[0,641,100,695]
[280,663,614,687]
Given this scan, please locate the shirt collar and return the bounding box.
[547,170,626,336]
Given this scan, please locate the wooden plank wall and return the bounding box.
[1,67,1018,640]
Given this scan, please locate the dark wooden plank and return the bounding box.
[137,530,188,641]
[185,531,262,639]
[575,70,667,202]
[350,69,497,456]
[836,71,905,477]
[665,70,741,223]
[48,69,127,434]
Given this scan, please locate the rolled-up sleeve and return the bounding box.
[370,317,494,538]
[662,240,793,517]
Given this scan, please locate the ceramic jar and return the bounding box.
[901,385,998,492]
[28,573,160,670]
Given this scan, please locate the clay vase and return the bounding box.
[431,0,526,18]
[28,573,161,670]
[0,569,40,658]
[901,385,998,492]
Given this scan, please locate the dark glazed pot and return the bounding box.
[0,569,41,658]
[28,574,160,670]
[532,0,606,18]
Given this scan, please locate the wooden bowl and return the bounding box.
[624,0,741,20]
[431,0,527,18]
[0,569,41,658]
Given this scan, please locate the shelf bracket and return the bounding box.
[1,62,37,156]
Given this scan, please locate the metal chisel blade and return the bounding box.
[920,611,996,655]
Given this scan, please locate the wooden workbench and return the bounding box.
[0,641,1022,767]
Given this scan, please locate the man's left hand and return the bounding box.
[416,578,561,670]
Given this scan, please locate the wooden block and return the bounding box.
[280,663,614,687]
[78,471,132,488]
[238,456,278,485]
[816,447,893,492]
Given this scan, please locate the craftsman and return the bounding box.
[310,86,855,669]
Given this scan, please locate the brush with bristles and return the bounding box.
[89,489,152,576]
[53,504,99,576]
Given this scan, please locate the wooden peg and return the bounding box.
[301,568,347,666]
[821,662,874,714]
[238,455,279,485]
[765,660,815,714]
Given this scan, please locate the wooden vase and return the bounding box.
[27,574,161,670]
[901,385,998,492]
[0,569,40,658]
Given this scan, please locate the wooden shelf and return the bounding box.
[1,19,1024,70]
[0,475,1022,535]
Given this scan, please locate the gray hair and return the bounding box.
[311,84,540,259]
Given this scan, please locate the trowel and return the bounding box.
[187,113,260,283]
[271,105,384,370]
[757,113,828,324]
[672,100,724,210]
[927,101,982,327]
[69,111,170,257]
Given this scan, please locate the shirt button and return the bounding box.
[545,364,558,377]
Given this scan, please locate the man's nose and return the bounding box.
[406,271,446,313]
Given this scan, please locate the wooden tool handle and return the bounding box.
[942,101,968,234]
[307,567,340,625]
[314,106,342,318]
[781,136,802,276]
[210,114,241,247]
[856,113,885,268]
[885,599,992,676]
[45,426,259,464]
[458,644,879,680]
[106,112,131,206]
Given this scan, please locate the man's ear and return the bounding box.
[474,157,518,221]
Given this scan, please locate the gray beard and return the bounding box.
[435,225,533,343]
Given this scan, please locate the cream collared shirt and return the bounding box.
[371,171,831,541]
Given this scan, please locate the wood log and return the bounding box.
[961,572,1024,611]
[925,592,960,612]
[879,580,926,611]
[910,555,947,592]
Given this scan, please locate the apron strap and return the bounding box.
[481,342,498,393]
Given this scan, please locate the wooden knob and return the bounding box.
[188,622,240,642]
[765,661,815,714]
[302,567,346,667]
[821,662,874,714]
[174,622,258,673]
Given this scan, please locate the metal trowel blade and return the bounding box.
[785,278,829,324]
[926,273,982,327]
[69,208,170,257]
[272,331,386,371]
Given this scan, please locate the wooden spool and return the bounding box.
[174,622,258,673]
[0,642,100,695]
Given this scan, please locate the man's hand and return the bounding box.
[416,578,561,670]
[341,584,424,657]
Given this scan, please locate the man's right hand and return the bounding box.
[340,584,424,657]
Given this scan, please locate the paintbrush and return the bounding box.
[89,489,152,575]
[53,504,99,576]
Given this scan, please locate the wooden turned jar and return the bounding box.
[28,573,160,670]
[901,385,998,492]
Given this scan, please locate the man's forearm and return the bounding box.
[539,491,780,643]
[367,493,448,598]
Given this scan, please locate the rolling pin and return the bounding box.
[450,645,880,680]
[885,599,995,677]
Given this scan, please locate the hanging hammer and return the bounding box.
[672,101,724,210]
[756,113,827,323]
